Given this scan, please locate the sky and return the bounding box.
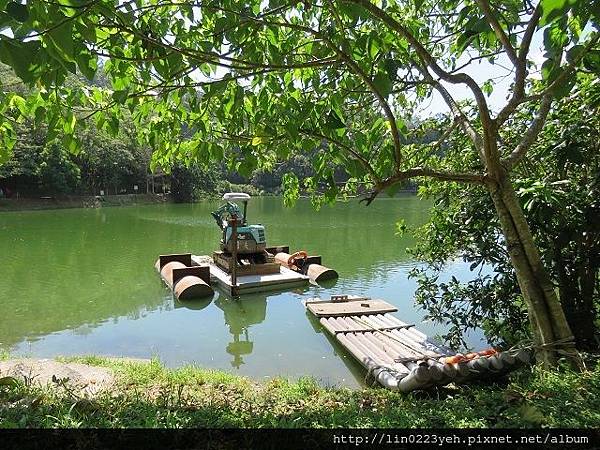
[418,33,547,117]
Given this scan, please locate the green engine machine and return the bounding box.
[211,193,266,255]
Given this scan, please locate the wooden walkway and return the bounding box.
[306,296,532,392]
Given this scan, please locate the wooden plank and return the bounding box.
[304,295,371,306]
[237,263,281,276]
[306,299,398,317]
[265,245,289,255]
[305,255,322,266]
[333,324,415,334]
[158,253,192,269]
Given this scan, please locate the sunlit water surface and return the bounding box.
[0,196,484,387]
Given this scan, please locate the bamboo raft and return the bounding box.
[306,295,533,392]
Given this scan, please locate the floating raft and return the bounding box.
[306,295,533,392]
[191,255,309,295]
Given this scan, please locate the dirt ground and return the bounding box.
[0,358,115,397]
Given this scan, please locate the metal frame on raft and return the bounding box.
[155,246,339,298]
[154,253,214,300]
[155,193,339,298]
[305,295,533,392]
[192,251,310,296]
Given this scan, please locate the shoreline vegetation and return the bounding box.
[0,356,599,428]
[0,190,419,212]
[0,193,170,212]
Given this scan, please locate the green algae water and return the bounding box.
[0,196,483,387]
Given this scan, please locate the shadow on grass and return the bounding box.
[1,358,599,428]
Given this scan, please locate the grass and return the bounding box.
[1,356,599,428]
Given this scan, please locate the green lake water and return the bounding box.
[0,196,484,387]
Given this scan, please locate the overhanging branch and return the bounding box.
[361,167,485,205]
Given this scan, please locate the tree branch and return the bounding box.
[298,129,380,182]
[361,167,485,205]
[475,0,519,66]
[347,0,497,165]
[416,65,485,156]
[496,4,541,126]
[502,33,599,169]
[251,16,404,171]
[502,93,553,169]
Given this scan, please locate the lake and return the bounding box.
[0,196,484,387]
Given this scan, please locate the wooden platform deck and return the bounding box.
[192,255,309,295]
[306,295,533,392]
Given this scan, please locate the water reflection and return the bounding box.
[173,296,213,311]
[215,296,266,368]
[1,197,486,386]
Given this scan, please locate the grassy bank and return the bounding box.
[1,356,599,428]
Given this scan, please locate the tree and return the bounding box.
[411,75,600,351]
[170,162,220,202]
[0,0,599,365]
[0,63,152,196]
[38,142,81,193]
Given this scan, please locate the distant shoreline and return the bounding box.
[0,190,419,212]
[0,193,169,212]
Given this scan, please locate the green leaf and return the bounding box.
[553,71,576,99]
[281,172,299,207]
[324,110,345,130]
[583,50,600,73]
[566,44,584,64]
[9,94,27,116]
[373,73,392,97]
[0,39,40,83]
[301,138,316,151]
[107,116,119,136]
[367,34,379,59]
[76,51,97,80]
[112,90,129,105]
[540,0,572,27]
[482,80,494,96]
[251,136,266,146]
[5,1,28,22]
[62,133,80,154]
[543,21,569,58]
[48,23,75,63]
[0,376,18,386]
[63,112,76,135]
[0,11,12,29]
[0,121,15,162]
[541,58,560,83]
[383,58,399,82]
[34,105,46,124]
[338,3,367,26]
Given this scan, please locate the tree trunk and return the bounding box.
[486,175,581,367]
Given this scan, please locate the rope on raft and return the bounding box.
[350,315,579,367]
[364,364,390,386]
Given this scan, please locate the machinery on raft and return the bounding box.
[210,193,337,282]
[155,193,338,299]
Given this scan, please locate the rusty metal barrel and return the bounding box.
[274,251,338,283]
[154,254,213,300]
[306,263,338,282]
